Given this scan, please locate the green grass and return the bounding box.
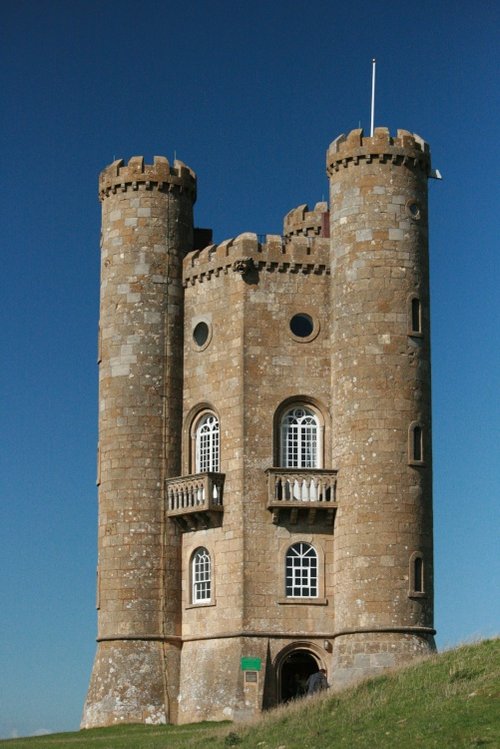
[2,639,499,749]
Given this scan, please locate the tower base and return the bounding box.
[332,630,436,689]
[81,639,179,729]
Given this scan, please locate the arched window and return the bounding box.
[409,551,425,596]
[192,547,211,603]
[195,413,220,473]
[280,407,320,468]
[285,542,318,598]
[414,556,424,593]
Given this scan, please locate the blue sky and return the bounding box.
[1,0,498,739]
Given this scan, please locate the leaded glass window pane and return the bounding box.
[195,414,220,472]
[285,542,318,598]
[281,407,319,468]
[192,547,211,603]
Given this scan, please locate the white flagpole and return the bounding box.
[370,58,376,136]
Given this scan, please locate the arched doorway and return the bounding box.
[279,649,319,702]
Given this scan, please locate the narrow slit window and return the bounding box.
[409,296,422,334]
[409,552,425,596]
[412,425,423,462]
[414,556,424,593]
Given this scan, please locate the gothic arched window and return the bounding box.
[409,422,424,464]
[195,412,220,473]
[409,551,425,596]
[285,542,318,598]
[280,406,320,469]
[192,547,212,603]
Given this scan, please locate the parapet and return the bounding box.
[183,232,330,286]
[326,128,431,176]
[99,156,197,201]
[283,202,330,239]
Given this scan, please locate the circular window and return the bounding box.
[290,313,314,338]
[406,201,421,220]
[193,321,210,348]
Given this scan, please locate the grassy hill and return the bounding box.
[2,639,498,749]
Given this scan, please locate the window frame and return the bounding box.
[408,551,426,598]
[408,421,425,465]
[279,405,323,469]
[191,546,212,605]
[285,542,319,599]
[407,293,423,337]
[191,410,220,474]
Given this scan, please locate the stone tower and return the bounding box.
[82,127,436,728]
[81,156,196,727]
[327,128,435,683]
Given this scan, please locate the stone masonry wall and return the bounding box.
[177,233,337,720]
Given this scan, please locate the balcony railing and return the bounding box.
[166,473,225,531]
[266,468,338,525]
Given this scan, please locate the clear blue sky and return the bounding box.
[1,0,498,739]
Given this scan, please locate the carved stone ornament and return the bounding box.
[232,257,255,275]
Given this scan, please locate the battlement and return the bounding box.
[99,155,197,201]
[183,232,330,285]
[327,127,431,175]
[283,202,330,239]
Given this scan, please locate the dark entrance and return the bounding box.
[280,649,319,702]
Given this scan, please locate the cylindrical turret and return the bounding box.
[327,128,435,685]
[81,156,196,727]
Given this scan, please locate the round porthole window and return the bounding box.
[289,313,319,342]
[290,313,313,337]
[193,321,210,348]
[406,201,421,220]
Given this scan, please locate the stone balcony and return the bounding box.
[166,472,225,531]
[266,468,338,525]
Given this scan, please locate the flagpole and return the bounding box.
[370,58,376,136]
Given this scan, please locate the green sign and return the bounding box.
[241,657,261,671]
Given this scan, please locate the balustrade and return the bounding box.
[266,468,338,525]
[166,473,224,529]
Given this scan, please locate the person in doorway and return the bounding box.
[306,668,328,695]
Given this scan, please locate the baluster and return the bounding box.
[310,478,317,501]
[293,479,300,500]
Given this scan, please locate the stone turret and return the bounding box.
[283,202,330,239]
[327,128,435,685]
[81,156,196,727]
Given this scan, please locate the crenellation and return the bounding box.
[283,202,329,239]
[99,155,196,201]
[327,127,431,175]
[183,232,330,285]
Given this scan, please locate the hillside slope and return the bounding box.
[2,639,499,749]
